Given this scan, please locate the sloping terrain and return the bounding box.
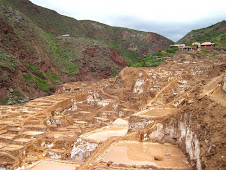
[0,52,225,169]
[177,20,226,46]
[0,0,126,105]
[0,0,173,105]
[7,0,173,57]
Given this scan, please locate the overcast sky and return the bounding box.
[30,0,226,42]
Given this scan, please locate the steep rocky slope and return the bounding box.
[177,20,226,46]
[0,0,173,105]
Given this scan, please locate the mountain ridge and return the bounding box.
[7,0,173,56]
[177,20,226,46]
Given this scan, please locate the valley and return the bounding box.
[0,1,226,170]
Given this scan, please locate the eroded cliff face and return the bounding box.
[116,30,173,55]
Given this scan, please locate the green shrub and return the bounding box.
[23,73,52,92]
[201,48,207,53]
[26,63,46,79]
[153,50,163,56]
[0,97,9,105]
[0,50,18,72]
[165,46,178,54]
[210,51,219,58]
[11,90,23,103]
[134,55,165,67]
[1,73,10,84]
[185,42,192,46]
[47,72,62,82]
[44,36,79,74]
[112,68,119,76]
[0,0,7,5]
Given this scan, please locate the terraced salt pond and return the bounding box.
[81,127,127,143]
[101,141,191,169]
[140,108,177,117]
[81,118,128,143]
[29,160,80,170]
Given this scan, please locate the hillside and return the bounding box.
[0,0,173,105]
[177,20,226,46]
[7,0,173,60]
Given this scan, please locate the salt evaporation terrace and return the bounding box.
[0,54,225,169]
[100,141,190,169]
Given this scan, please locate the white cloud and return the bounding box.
[30,0,226,41]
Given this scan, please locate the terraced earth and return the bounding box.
[0,53,225,170]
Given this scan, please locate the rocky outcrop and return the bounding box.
[83,46,127,67]
[109,48,127,67]
[223,72,226,92]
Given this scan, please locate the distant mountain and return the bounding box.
[177,21,226,46]
[0,0,173,105]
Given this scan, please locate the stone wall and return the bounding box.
[128,115,154,132]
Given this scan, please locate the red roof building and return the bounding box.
[201,42,215,47]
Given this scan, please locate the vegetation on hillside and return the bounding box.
[177,21,226,46]
[134,46,178,67]
[7,0,87,37]
[7,0,173,60]
[0,49,18,72]
[47,72,63,83]
[23,73,52,93]
[26,63,46,79]
[110,39,140,66]
[0,0,7,5]
[44,35,79,74]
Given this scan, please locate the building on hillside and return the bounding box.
[201,42,215,48]
[192,42,201,48]
[62,34,70,37]
[180,46,197,52]
[171,44,185,48]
